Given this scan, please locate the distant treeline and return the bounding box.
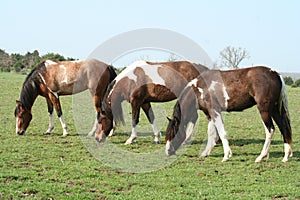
[0,49,76,74]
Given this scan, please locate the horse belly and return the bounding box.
[227,95,256,112]
[57,81,88,95]
[147,85,176,102]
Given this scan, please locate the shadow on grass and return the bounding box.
[191,138,283,146]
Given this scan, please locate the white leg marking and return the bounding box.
[108,121,116,137]
[59,116,68,136]
[201,121,218,157]
[46,113,55,134]
[214,113,232,162]
[125,126,138,145]
[255,123,274,163]
[16,118,19,134]
[183,122,194,145]
[165,140,171,155]
[282,143,293,162]
[87,118,98,137]
[152,122,161,143]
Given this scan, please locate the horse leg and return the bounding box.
[141,103,162,144]
[255,110,275,163]
[87,94,102,137]
[271,109,293,162]
[200,120,219,158]
[213,112,232,162]
[45,98,55,134]
[125,102,141,145]
[49,93,68,136]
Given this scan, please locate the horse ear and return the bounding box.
[166,116,172,122]
[16,100,23,107]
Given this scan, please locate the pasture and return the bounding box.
[1,72,299,199]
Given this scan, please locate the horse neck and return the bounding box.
[175,86,199,125]
[20,77,39,111]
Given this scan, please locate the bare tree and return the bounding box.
[167,53,180,62]
[219,46,250,69]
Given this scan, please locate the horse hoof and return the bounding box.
[87,131,95,137]
[44,132,51,135]
[124,141,133,145]
[152,141,160,144]
[222,158,229,162]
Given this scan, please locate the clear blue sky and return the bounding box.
[1,0,299,72]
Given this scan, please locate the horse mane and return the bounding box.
[19,61,47,110]
[102,80,125,126]
[192,63,209,72]
[173,100,182,123]
[107,65,117,83]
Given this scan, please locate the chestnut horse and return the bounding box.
[96,60,208,144]
[165,66,292,163]
[15,59,117,136]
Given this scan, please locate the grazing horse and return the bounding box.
[165,66,292,163]
[96,60,208,144]
[14,59,117,136]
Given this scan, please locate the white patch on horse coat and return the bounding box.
[111,60,167,97]
[38,73,47,85]
[143,65,166,86]
[165,140,172,155]
[115,60,148,83]
[45,60,57,67]
[38,72,59,98]
[187,78,198,87]
[187,78,204,99]
[209,81,230,108]
[197,87,204,99]
[59,65,68,84]
[222,85,230,108]
[209,81,218,92]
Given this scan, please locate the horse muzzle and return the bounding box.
[165,140,176,156]
[95,131,107,143]
[17,130,26,135]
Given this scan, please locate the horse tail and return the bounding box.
[277,75,292,144]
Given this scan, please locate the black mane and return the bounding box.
[19,61,47,110]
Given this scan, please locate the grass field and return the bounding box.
[1,72,299,199]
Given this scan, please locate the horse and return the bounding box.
[165,66,292,163]
[14,59,117,136]
[95,60,208,144]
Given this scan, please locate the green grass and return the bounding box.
[1,72,299,199]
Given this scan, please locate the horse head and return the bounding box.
[95,100,114,143]
[165,101,187,155]
[14,100,32,135]
[165,116,180,155]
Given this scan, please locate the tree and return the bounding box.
[283,76,294,86]
[219,46,250,69]
[292,79,300,88]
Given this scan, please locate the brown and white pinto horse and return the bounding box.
[96,60,208,144]
[15,59,117,136]
[165,66,292,162]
